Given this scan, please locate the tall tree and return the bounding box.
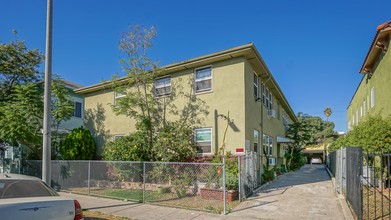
[286,118,311,170]
[0,34,73,159]
[107,25,208,162]
[0,32,43,102]
[324,107,332,121]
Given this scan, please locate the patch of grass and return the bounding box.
[83,211,130,220]
[66,187,240,214]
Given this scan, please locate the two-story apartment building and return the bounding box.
[75,43,297,172]
[347,21,391,130]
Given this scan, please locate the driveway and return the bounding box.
[228,164,349,220]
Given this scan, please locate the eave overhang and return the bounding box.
[74,43,297,122]
[360,21,391,75]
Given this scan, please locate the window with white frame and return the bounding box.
[154,76,171,97]
[356,109,359,124]
[371,87,375,108]
[360,105,363,117]
[114,134,125,140]
[254,130,259,153]
[195,128,212,154]
[253,73,259,98]
[363,99,367,116]
[262,83,273,110]
[195,67,212,93]
[268,157,276,165]
[114,91,126,105]
[263,134,273,156]
[73,101,82,118]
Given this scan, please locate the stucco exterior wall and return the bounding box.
[59,92,84,131]
[348,37,391,129]
[83,57,247,155]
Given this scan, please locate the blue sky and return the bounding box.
[1,0,390,132]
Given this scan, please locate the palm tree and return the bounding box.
[324,107,332,121]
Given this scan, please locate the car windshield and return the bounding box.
[0,179,59,199]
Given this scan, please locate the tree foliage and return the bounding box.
[104,25,208,162]
[0,34,74,159]
[103,132,149,161]
[60,127,96,160]
[329,115,391,152]
[285,116,311,170]
[298,113,338,145]
[323,107,332,121]
[0,33,43,102]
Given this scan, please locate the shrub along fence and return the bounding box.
[21,159,247,214]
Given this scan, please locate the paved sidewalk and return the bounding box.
[60,164,352,220]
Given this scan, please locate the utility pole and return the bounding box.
[42,0,53,184]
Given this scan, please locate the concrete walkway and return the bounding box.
[228,164,351,220]
[60,164,352,220]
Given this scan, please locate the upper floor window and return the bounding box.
[195,128,212,154]
[371,87,375,108]
[262,83,273,110]
[363,99,367,116]
[195,67,212,93]
[253,73,259,98]
[154,77,171,97]
[73,101,82,118]
[114,91,126,106]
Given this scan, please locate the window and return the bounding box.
[262,83,273,110]
[195,128,212,154]
[360,106,363,117]
[253,73,259,98]
[114,135,125,140]
[73,101,82,118]
[263,134,273,156]
[371,87,375,108]
[363,100,367,116]
[154,77,171,97]
[254,130,259,153]
[277,101,281,120]
[268,157,276,166]
[356,109,359,124]
[195,67,212,93]
[114,91,126,105]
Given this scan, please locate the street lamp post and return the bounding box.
[42,0,53,185]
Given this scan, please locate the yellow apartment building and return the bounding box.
[75,43,297,172]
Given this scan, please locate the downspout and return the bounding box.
[260,75,271,176]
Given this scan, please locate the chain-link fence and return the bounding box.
[238,152,259,200]
[20,160,241,214]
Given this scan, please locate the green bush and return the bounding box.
[103,131,150,161]
[262,165,275,183]
[60,127,96,160]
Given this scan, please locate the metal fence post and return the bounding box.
[88,161,91,196]
[340,148,343,194]
[222,157,227,215]
[238,156,241,202]
[143,162,146,203]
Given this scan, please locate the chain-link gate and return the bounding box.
[238,151,258,200]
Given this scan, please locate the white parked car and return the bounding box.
[0,173,83,220]
[310,158,322,164]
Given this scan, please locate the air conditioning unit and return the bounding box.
[267,109,276,119]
